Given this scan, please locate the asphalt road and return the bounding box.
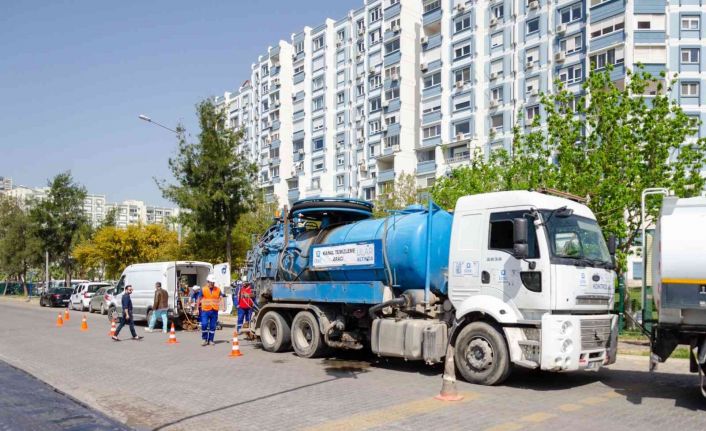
[0,298,704,431]
[0,359,132,430]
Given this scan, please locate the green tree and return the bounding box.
[373,172,420,217]
[432,67,706,271]
[30,172,89,286]
[158,99,259,269]
[0,197,42,296]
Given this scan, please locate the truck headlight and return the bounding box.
[561,339,573,354]
[560,321,573,336]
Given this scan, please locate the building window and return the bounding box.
[590,47,625,70]
[632,262,643,280]
[357,19,365,32]
[369,74,382,90]
[311,177,321,190]
[590,16,624,39]
[454,67,471,84]
[526,46,539,64]
[454,97,470,111]
[312,96,324,111]
[490,59,503,76]
[385,116,397,125]
[369,119,381,133]
[370,6,381,23]
[337,71,345,85]
[559,64,583,85]
[369,144,377,157]
[385,87,400,100]
[337,154,345,166]
[526,105,540,122]
[357,83,365,96]
[526,18,540,35]
[491,32,503,48]
[337,92,345,105]
[294,64,304,74]
[681,82,700,97]
[423,0,440,13]
[336,175,345,187]
[424,72,442,88]
[357,40,365,54]
[370,97,382,112]
[681,48,700,64]
[337,113,345,125]
[455,15,471,33]
[388,18,401,32]
[295,40,304,53]
[526,76,539,94]
[313,75,324,90]
[637,20,651,30]
[492,4,504,19]
[491,86,503,102]
[423,105,441,114]
[491,114,504,132]
[681,16,700,31]
[369,28,382,45]
[337,30,345,43]
[560,3,582,24]
[385,38,400,54]
[423,124,441,139]
[364,187,376,200]
[312,137,324,151]
[313,158,325,172]
[313,36,325,51]
[454,44,471,60]
[560,34,582,54]
[385,65,400,80]
[454,121,470,135]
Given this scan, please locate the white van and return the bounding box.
[109,261,231,325]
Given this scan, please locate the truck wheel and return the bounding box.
[260,311,291,353]
[291,311,326,358]
[454,321,511,386]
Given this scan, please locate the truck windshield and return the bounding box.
[541,211,612,267]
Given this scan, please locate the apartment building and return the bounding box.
[83,194,107,227]
[0,176,12,192]
[220,0,706,206]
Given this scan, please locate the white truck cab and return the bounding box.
[449,191,618,381]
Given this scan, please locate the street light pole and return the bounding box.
[138,114,179,134]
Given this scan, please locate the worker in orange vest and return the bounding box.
[199,275,223,346]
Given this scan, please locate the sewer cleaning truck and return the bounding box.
[247,191,618,385]
[650,195,706,396]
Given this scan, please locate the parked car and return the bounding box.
[39,288,73,307]
[89,285,120,315]
[69,282,112,311]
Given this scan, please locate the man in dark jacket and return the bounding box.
[112,285,143,341]
[146,282,169,333]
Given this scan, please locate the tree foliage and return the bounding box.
[158,99,259,269]
[372,172,420,217]
[30,172,89,285]
[432,68,706,271]
[73,224,180,279]
[0,196,42,294]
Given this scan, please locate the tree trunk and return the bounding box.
[21,270,28,299]
[2,278,7,296]
[225,225,232,271]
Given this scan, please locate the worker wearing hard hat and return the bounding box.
[200,275,223,346]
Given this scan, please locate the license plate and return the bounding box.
[586,361,600,370]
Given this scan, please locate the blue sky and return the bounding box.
[0,1,355,206]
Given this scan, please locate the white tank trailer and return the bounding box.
[651,196,706,396]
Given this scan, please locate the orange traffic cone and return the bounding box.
[56,313,64,327]
[229,331,243,357]
[435,344,464,402]
[166,323,178,344]
[80,315,88,332]
[64,308,70,321]
[108,319,117,337]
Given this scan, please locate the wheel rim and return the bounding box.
[294,319,314,351]
[262,318,278,346]
[464,336,494,372]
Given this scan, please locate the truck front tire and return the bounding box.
[291,311,327,358]
[260,311,291,353]
[454,321,511,386]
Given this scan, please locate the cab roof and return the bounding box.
[455,191,595,219]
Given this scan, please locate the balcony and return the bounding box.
[416,160,437,174]
[288,189,300,200]
[590,31,625,52]
[377,169,395,183]
[447,152,471,165]
[423,7,442,27]
[424,33,442,51]
[634,31,666,44]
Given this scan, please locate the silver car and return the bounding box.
[88,285,117,314]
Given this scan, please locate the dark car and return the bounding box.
[39,288,73,308]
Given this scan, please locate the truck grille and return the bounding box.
[580,318,611,350]
[576,295,610,307]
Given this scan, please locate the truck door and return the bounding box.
[213,263,231,314]
[448,211,486,303]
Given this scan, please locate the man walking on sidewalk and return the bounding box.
[113,285,143,341]
[146,282,169,333]
[200,275,222,346]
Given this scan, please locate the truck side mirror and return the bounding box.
[513,218,529,259]
[608,235,617,256]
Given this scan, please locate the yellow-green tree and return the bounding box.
[372,172,420,217]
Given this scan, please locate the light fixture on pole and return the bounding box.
[138,114,179,134]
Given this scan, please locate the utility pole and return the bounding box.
[45,250,49,293]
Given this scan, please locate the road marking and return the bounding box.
[484,422,524,431]
[580,396,608,405]
[558,403,583,412]
[520,412,555,423]
[304,392,479,431]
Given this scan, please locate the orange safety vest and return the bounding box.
[201,286,221,311]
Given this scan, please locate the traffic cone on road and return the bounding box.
[434,343,464,402]
[56,313,64,327]
[108,319,117,338]
[64,308,70,321]
[80,315,88,332]
[166,323,179,344]
[229,331,243,357]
